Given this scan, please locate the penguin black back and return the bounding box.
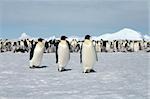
[80,43,83,63]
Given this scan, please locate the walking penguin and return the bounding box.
[29,38,45,68]
[80,35,98,73]
[55,36,70,72]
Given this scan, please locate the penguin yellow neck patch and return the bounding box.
[38,42,44,47]
[84,40,92,45]
[60,40,67,45]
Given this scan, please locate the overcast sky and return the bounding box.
[0,0,149,39]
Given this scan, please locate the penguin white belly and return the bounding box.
[0,43,1,49]
[106,43,110,52]
[144,42,147,49]
[130,43,134,51]
[58,43,69,68]
[96,43,101,52]
[20,42,24,49]
[134,43,139,52]
[30,44,44,66]
[82,44,96,70]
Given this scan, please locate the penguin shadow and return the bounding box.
[38,66,48,68]
[63,69,72,71]
[30,65,48,69]
[59,69,72,72]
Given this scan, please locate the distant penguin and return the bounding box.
[55,36,70,72]
[80,35,98,73]
[29,38,45,68]
[0,42,2,52]
[134,41,139,52]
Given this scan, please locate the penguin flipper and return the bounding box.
[94,46,98,61]
[66,40,71,60]
[30,44,36,60]
[55,42,59,63]
[67,41,71,50]
[80,44,83,63]
[56,51,58,63]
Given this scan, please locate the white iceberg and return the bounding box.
[19,33,31,40]
[143,34,150,41]
[98,28,143,40]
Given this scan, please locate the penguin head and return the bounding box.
[85,35,91,40]
[38,38,44,42]
[61,36,67,40]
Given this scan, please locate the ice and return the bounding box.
[19,33,31,40]
[0,52,149,99]
[144,35,150,41]
[97,28,143,40]
[16,28,149,41]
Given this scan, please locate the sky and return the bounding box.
[0,0,149,39]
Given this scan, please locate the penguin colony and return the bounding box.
[0,37,150,53]
[0,35,150,73]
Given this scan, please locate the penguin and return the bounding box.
[70,39,78,52]
[29,38,45,68]
[129,40,134,52]
[55,36,70,72]
[80,35,98,73]
[0,41,2,52]
[134,41,139,52]
[95,41,101,52]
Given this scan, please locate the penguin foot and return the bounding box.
[90,69,96,72]
[29,66,35,69]
[58,68,63,72]
[83,69,96,73]
[83,69,90,73]
[83,71,89,73]
[58,68,62,72]
[58,67,66,72]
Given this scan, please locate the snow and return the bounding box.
[0,52,149,99]
[66,28,145,41]
[98,28,143,40]
[17,28,147,41]
[19,33,31,40]
[67,36,83,42]
[144,35,150,41]
[46,36,57,41]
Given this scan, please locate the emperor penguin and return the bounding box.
[56,36,70,72]
[80,35,98,73]
[134,41,139,52]
[29,38,45,68]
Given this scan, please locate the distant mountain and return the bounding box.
[98,28,143,40]
[19,33,31,39]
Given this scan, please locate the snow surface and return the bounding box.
[0,52,149,99]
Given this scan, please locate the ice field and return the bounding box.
[0,52,149,99]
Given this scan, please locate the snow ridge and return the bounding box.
[18,28,149,41]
